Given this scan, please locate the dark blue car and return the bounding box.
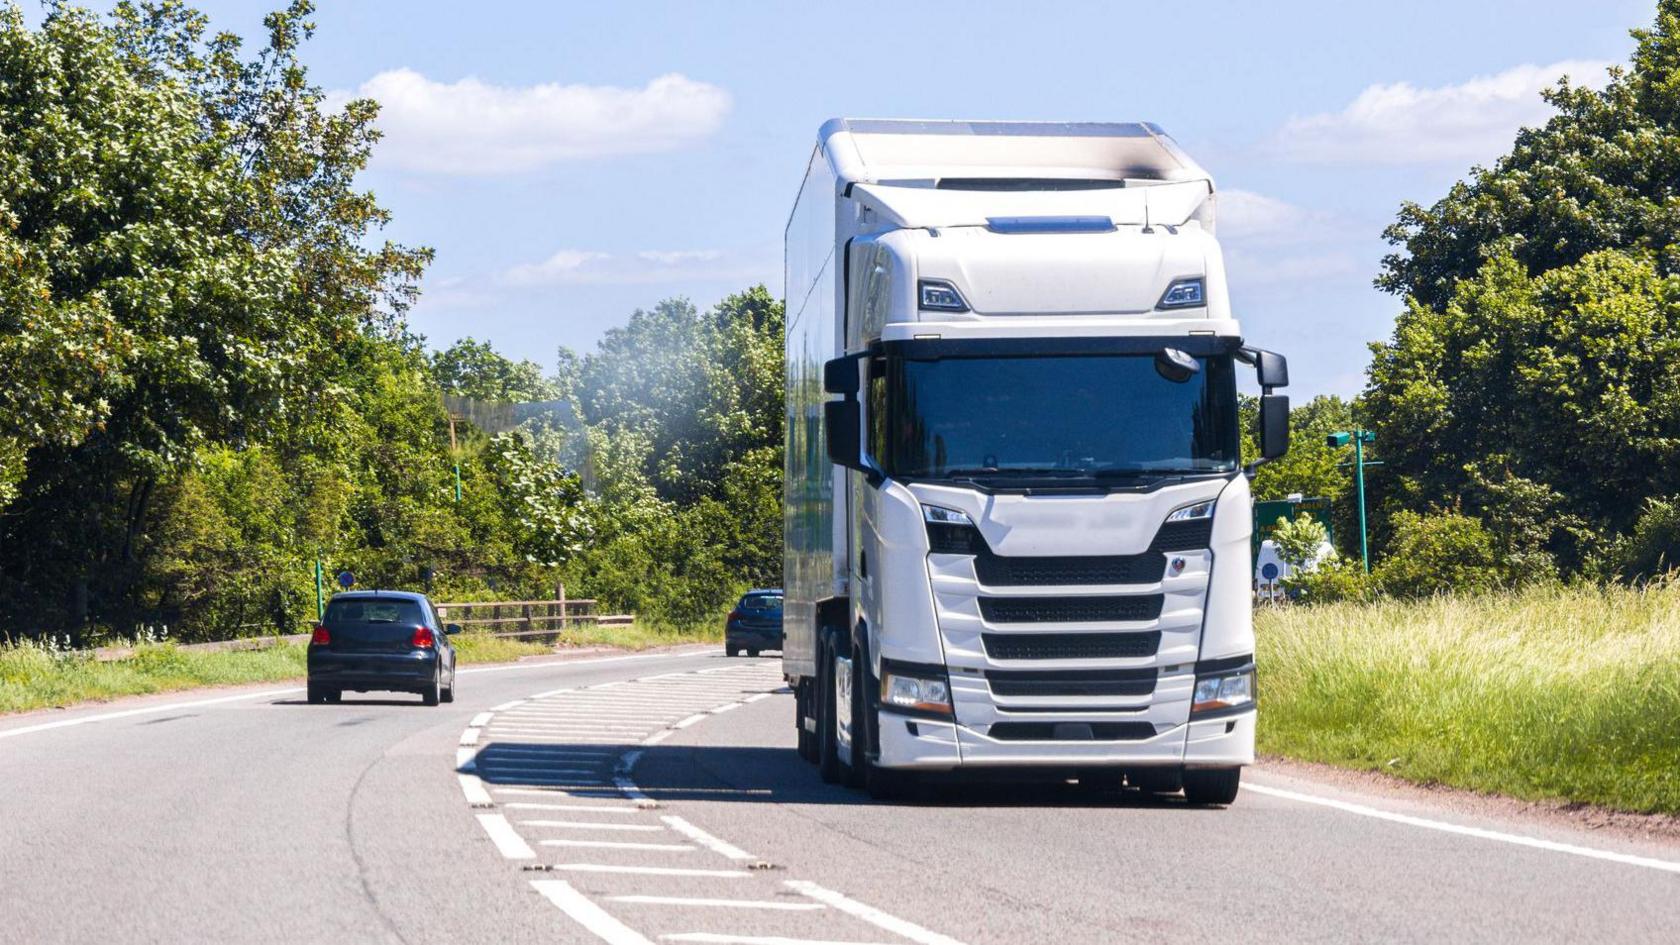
[306,590,459,705]
[725,589,784,657]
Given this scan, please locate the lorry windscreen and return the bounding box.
[869,353,1239,483]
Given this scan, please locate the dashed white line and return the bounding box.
[476,813,537,859]
[458,774,493,805]
[610,896,823,912]
[661,936,894,945]
[504,802,643,813]
[553,863,750,879]
[785,881,968,945]
[539,838,697,852]
[455,747,478,769]
[1242,782,1680,875]
[661,815,757,861]
[518,820,667,832]
[459,728,480,746]
[532,879,657,945]
[673,714,708,729]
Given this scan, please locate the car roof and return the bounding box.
[743,589,784,596]
[330,590,430,602]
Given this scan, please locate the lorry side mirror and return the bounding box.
[1260,394,1290,461]
[824,400,863,469]
[1255,350,1289,390]
[824,356,861,396]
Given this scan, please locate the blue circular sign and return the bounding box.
[1261,563,1280,581]
[336,570,355,589]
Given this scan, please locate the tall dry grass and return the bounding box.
[1256,581,1680,813]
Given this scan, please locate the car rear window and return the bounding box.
[325,598,425,625]
[740,594,783,610]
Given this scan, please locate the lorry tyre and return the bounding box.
[817,637,845,784]
[1129,768,1183,795]
[795,679,817,763]
[1182,766,1241,806]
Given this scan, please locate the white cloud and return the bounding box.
[342,69,731,175]
[1218,189,1341,244]
[1270,59,1612,164]
[496,247,770,287]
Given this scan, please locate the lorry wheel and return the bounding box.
[1182,767,1242,806]
[795,679,817,763]
[817,637,844,784]
[1128,768,1183,795]
[865,760,914,800]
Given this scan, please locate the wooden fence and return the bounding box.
[436,597,634,643]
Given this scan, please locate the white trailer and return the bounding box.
[783,119,1289,803]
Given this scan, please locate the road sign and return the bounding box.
[1261,562,1279,581]
[336,570,355,589]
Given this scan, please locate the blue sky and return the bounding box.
[47,1,1661,396]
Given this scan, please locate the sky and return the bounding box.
[39,1,1661,396]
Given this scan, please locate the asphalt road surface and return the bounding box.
[2,646,1677,944]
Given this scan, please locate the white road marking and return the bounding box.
[455,747,477,770]
[641,729,675,746]
[494,787,623,798]
[459,727,480,746]
[610,896,823,912]
[470,711,494,727]
[476,813,537,859]
[1242,782,1680,875]
[490,700,528,711]
[519,820,667,832]
[0,686,303,740]
[539,838,696,851]
[554,863,749,878]
[785,881,968,945]
[658,928,893,934]
[477,768,602,779]
[661,936,893,945]
[504,802,643,813]
[710,702,743,714]
[458,774,493,805]
[532,879,657,945]
[744,693,774,704]
[661,816,756,861]
[673,714,708,729]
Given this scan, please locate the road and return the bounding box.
[2,646,1676,944]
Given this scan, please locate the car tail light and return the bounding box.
[310,625,330,646]
[727,610,742,623]
[412,625,435,648]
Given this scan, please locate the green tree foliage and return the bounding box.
[433,338,560,402]
[1272,513,1330,569]
[1373,511,1501,599]
[1618,496,1680,581]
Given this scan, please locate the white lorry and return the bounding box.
[782,119,1289,803]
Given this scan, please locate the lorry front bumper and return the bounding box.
[874,707,1254,770]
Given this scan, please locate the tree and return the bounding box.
[1272,513,1330,570]
[432,338,560,402]
[1373,511,1501,599]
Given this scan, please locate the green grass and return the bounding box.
[1257,582,1680,814]
[0,622,721,717]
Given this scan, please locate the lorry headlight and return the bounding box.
[1191,668,1255,716]
[882,668,953,716]
[918,279,970,313]
[1156,277,1206,309]
[922,505,974,526]
[1166,499,1216,522]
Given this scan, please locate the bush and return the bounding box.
[1619,496,1680,582]
[1373,510,1501,598]
[1284,557,1375,605]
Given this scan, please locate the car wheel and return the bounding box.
[422,668,441,707]
[306,682,324,705]
[1182,766,1242,806]
[441,675,455,704]
[747,648,760,658]
[324,688,342,704]
[726,645,740,657]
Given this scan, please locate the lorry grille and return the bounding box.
[987,721,1156,741]
[987,668,1156,697]
[979,595,1163,624]
[974,550,1162,586]
[981,631,1161,660]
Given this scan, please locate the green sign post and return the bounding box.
[1327,429,1377,573]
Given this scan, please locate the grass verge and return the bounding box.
[1256,582,1680,814]
[0,622,720,717]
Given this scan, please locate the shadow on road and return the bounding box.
[466,740,1214,811]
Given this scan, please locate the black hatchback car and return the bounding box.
[307,590,459,705]
[725,589,783,657]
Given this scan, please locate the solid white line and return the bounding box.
[532,879,657,945]
[610,896,822,912]
[476,813,536,859]
[539,838,696,851]
[458,774,493,805]
[459,727,480,746]
[660,936,893,945]
[479,746,617,757]
[710,702,743,715]
[744,693,774,703]
[470,712,494,727]
[492,722,654,731]
[519,820,666,832]
[555,863,749,878]
[455,747,478,769]
[0,686,304,740]
[490,699,528,711]
[660,816,756,861]
[658,928,900,934]
[477,767,602,779]
[494,787,623,798]
[673,714,708,729]
[529,687,575,698]
[1242,783,1680,875]
[785,881,967,945]
[641,729,675,746]
[504,803,643,813]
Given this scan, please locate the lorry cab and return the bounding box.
[783,119,1288,802]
